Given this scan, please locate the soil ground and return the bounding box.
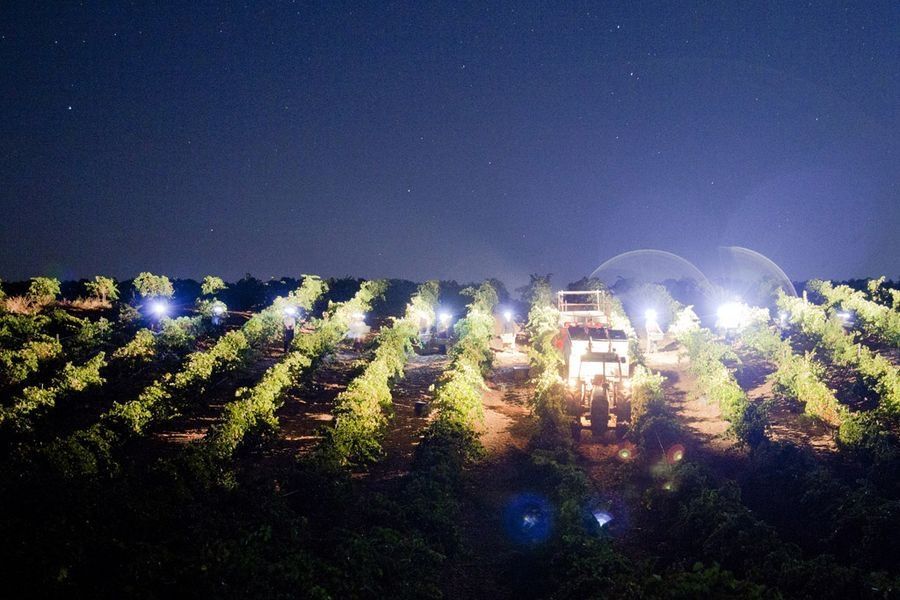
[442,346,536,599]
[367,352,451,480]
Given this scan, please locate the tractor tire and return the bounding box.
[616,397,632,424]
[590,388,609,436]
[565,391,582,416]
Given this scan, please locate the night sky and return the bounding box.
[1,2,897,288]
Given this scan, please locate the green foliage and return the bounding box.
[320,280,438,464]
[0,337,63,387]
[288,274,329,309]
[678,328,766,446]
[669,305,701,337]
[741,321,848,427]
[27,277,61,306]
[518,273,554,306]
[634,282,682,327]
[85,275,119,303]
[326,321,415,463]
[428,282,497,431]
[210,279,380,462]
[200,275,227,296]
[779,290,900,412]
[810,279,900,347]
[133,272,174,299]
[111,328,157,363]
[210,350,313,458]
[0,352,106,429]
[630,364,666,426]
[105,297,284,435]
[772,351,847,427]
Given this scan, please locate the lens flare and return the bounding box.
[666,444,685,464]
[616,442,636,461]
[503,493,553,545]
[590,249,713,294]
[712,246,798,309]
[592,510,613,527]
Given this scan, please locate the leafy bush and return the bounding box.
[133,272,174,299]
[810,279,900,347]
[0,352,106,429]
[200,275,226,296]
[27,277,61,307]
[85,276,119,304]
[630,364,666,426]
[0,338,62,387]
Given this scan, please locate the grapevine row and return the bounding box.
[205,278,385,460]
[778,291,900,412]
[808,279,900,347]
[738,317,848,427]
[320,280,438,465]
[672,307,765,445]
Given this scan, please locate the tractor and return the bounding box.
[556,291,632,437]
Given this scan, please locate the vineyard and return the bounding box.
[1,272,900,599]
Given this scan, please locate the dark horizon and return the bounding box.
[2,2,897,288]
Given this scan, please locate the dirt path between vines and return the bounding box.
[153,344,284,445]
[366,352,451,480]
[734,350,837,454]
[442,348,536,599]
[648,346,737,454]
[275,344,366,455]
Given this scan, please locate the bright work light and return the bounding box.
[504,310,513,322]
[716,302,743,330]
[644,309,658,323]
[150,300,169,318]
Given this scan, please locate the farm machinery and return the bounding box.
[556,291,633,437]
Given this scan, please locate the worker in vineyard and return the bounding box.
[282,306,298,353]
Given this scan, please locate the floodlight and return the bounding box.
[150,300,169,318]
[717,302,743,330]
[644,309,658,323]
[837,311,852,322]
[212,303,226,316]
[504,310,513,322]
[283,306,298,317]
[439,311,451,324]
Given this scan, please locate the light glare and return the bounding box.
[716,301,744,330]
[150,300,169,317]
